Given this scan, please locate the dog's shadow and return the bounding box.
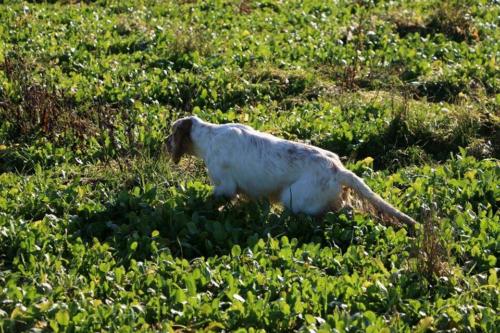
[69,183,379,264]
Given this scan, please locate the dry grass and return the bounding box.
[391,2,480,43]
[0,56,94,142]
[415,205,450,279]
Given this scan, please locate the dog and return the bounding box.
[166,116,417,227]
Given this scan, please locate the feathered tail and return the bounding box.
[338,170,417,227]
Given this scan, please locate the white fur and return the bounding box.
[171,116,416,226]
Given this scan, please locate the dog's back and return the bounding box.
[202,123,341,199]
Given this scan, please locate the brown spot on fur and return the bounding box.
[285,146,303,164]
[167,118,193,164]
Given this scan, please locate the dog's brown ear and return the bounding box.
[170,118,193,164]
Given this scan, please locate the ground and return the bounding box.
[0,0,498,332]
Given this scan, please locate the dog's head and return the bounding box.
[166,116,194,164]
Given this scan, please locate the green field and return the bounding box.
[0,0,499,331]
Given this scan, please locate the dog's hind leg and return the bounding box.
[279,175,333,216]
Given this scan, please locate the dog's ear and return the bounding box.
[169,118,193,164]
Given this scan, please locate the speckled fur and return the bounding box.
[167,116,417,227]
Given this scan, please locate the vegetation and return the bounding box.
[0,0,498,331]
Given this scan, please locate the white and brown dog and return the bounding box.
[166,116,417,227]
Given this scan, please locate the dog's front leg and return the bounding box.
[213,182,237,199]
[206,162,237,199]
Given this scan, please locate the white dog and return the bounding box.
[166,116,417,227]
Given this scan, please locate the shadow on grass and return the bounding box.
[69,183,371,265]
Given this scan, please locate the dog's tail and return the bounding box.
[338,170,417,227]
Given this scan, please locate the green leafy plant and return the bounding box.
[0,1,498,332]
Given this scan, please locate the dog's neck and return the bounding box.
[190,118,217,159]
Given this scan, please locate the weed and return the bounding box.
[416,204,450,280]
[0,55,94,143]
[392,1,480,43]
[428,2,480,43]
[0,1,498,331]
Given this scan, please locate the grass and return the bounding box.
[0,0,499,331]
